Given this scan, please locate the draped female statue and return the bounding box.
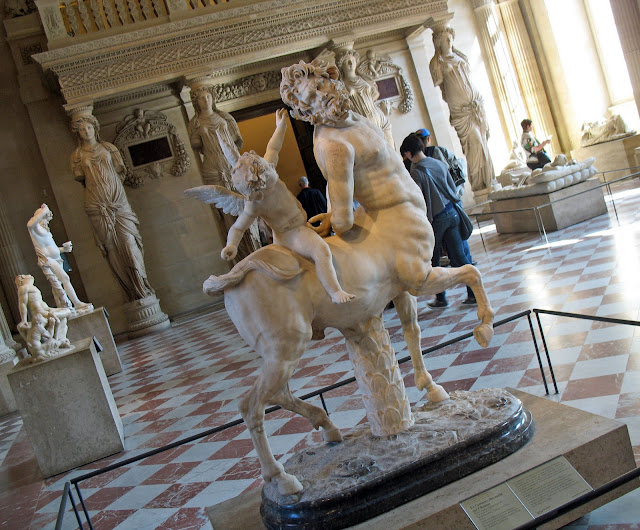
[337,49,395,148]
[70,113,155,302]
[429,26,494,192]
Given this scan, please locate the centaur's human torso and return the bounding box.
[313,112,434,294]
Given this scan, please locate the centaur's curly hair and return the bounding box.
[231,151,274,200]
[280,59,344,125]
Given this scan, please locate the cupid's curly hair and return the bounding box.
[70,115,102,144]
[231,151,273,199]
[280,59,342,124]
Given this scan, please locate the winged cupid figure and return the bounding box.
[185,109,355,304]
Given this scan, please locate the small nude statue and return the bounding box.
[16,274,73,361]
[185,109,355,304]
[27,204,93,314]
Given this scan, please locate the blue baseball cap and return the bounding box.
[415,128,430,138]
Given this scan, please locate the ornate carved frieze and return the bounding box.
[113,109,190,187]
[212,70,282,104]
[33,0,449,104]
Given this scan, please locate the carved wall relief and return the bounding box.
[211,70,282,104]
[357,50,414,115]
[113,109,190,188]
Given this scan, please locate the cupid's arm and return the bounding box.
[316,138,355,236]
[221,205,258,261]
[263,109,288,166]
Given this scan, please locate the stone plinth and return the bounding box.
[8,337,124,477]
[124,294,171,339]
[571,134,640,180]
[207,389,638,529]
[490,179,607,233]
[67,307,122,376]
[0,355,18,416]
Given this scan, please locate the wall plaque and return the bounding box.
[114,109,190,188]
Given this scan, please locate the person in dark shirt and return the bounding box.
[296,176,327,221]
[400,134,476,308]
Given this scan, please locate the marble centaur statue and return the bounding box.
[429,25,495,193]
[188,60,494,496]
[185,109,354,304]
[27,204,93,315]
[15,274,73,361]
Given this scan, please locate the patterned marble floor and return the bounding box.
[1,178,640,529]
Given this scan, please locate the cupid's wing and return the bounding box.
[184,185,245,216]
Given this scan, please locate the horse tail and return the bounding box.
[203,247,304,296]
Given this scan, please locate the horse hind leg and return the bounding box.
[273,383,342,443]
[410,265,495,347]
[392,291,449,402]
[239,357,305,496]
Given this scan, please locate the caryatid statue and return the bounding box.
[336,48,395,148]
[69,106,169,335]
[186,78,261,263]
[429,25,495,193]
[27,203,93,314]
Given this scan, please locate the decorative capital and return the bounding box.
[65,103,94,121]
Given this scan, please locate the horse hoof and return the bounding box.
[322,426,343,443]
[275,472,304,496]
[473,323,494,347]
[426,384,450,403]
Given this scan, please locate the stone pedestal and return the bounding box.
[0,355,18,416]
[67,307,122,376]
[571,134,640,180]
[124,294,171,338]
[8,337,124,477]
[490,179,607,233]
[207,389,638,529]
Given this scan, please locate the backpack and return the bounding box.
[425,146,466,187]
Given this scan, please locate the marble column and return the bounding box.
[0,195,28,327]
[495,0,558,153]
[0,301,19,416]
[609,0,640,120]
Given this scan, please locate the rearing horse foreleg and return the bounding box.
[393,291,449,402]
[273,384,342,443]
[410,265,495,347]
[239,358,304,496]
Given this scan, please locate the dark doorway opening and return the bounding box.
[232,100,326,193]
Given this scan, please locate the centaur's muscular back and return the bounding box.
[314,112,426,235]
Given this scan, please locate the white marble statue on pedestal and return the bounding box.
[27,204,93,314]
[15,274,72,362]
[580,114,635,147]
[187,59,495,496]
[429,25,495,193]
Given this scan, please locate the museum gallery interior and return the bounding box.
[1,0,640,528]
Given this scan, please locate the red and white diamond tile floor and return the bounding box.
[2,179,640,529]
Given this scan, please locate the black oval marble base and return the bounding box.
[261,389,534,529]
